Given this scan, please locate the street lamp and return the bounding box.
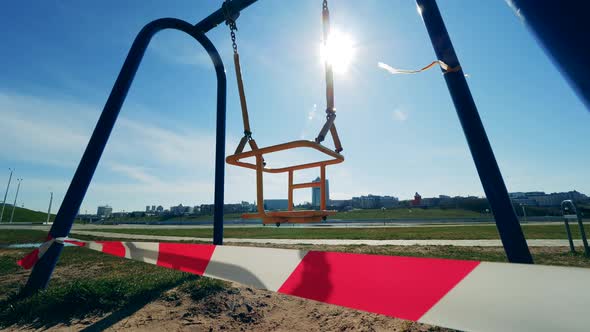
[46,192,53,225]
[9,178,22,223]
[0,168,13,223]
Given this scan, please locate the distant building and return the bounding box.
[151,205,156,211]
[421,197,440,207]
[330,199,353,208]
[97,205,113,218]
[380,196,399,208]
[156,205,164,212]
[224,203,250,213]
[264,199,289,211]
[351,195,399,209]
[111,212,127,218]
[311,177,330,209]
[200,204,214,215]
[145,205,150,212]
[170,204,191,215]
[129,211,145,217]
[352,195,379,209]
[510,190,589,206]
[411,193,422,206]
[241,201,255,212]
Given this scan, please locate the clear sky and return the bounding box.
[1,1,588,213]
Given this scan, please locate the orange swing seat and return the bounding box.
[224,2,343,225]
[226,140,344,225]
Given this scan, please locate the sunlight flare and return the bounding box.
[320,29,356,74]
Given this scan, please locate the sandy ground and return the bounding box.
[3,243,587,331]
[46,283,447,332]
[0,248,452,332]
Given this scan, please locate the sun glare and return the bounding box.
[320,29,356,74]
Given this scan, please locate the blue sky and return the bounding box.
[1,1,588,213]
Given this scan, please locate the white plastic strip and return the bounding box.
[420,261,590,332]
[204,246,307,292]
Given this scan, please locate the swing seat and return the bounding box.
[226,140,344,225]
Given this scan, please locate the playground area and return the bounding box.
[2,228,590,331]
[2,0,590,330]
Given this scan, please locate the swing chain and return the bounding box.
[229,21,238,54]
[223,0,239,54]
[323,0,328,11]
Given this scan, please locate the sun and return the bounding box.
[320,29,356,74]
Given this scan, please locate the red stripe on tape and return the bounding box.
[278,251,479,321]
[17,249,40,269]
[157,243,215,275]
[96,241,126,257]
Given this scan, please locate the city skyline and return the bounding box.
[88,189,587,215]
[1,1,589,213]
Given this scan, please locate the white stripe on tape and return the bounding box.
[204,246,307,291]
[86,241,103,252]
[419,262,590,332]
[123,242,159,265]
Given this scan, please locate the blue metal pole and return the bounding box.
[416,0,533,263]
[22,18,230,295]
[197,35,227,246]
[194,0,258,33]
[509,0,590,111]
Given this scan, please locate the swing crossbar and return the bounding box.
[226,139,344,224]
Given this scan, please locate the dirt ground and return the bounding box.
[0,247,454,332]
[37,283,447,332]
[5,243,585,331]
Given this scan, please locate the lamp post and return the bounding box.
[46,192,53,225]
[0,168,13,223]
[9,178,22,223]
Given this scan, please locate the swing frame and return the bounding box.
[24,0,548,293]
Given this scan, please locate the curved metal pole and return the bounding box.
[23,18,227,294]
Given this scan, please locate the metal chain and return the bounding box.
[323,0,328,11]
[223,0,239,54]
[229,21,238,54]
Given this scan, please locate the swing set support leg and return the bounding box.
[417,0,533,264]
[21,0,261,296]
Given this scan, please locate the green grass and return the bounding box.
[334,208,483,219]
[1,229,590,328]
[0,205,56,223]
[0,229,49,245]
[105,208,485,223]
[0,247,200,328]
[180,277,229,301]
[87,223,590,240]
[106,213,244,223]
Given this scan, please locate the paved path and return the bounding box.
[69,230,582,247]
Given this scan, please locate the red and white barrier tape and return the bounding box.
[18,239,590,331]
[16,236,85,269]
